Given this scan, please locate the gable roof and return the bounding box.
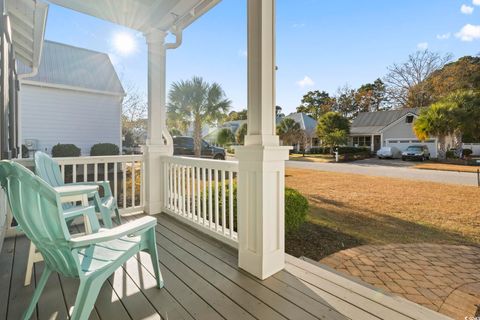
[351,108,422,135]
[283,112,317,136]
[18,40,125,95]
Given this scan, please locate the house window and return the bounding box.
[406,115,414,123]
[352,136,371,147]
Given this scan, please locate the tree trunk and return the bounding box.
[193,117,202,157]
[453,130,463,157]
[437,135,447,160]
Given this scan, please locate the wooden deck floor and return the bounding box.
[0,213,451,320]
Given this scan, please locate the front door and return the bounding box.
[374,135,381,152]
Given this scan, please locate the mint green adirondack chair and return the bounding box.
[34,151,121,228]
[0,161,163,320]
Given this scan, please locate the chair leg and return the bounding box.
[70,277,104,320]
[23,267,52,320]
[24,242,36,286]
[114,206,121,225]
[147,228,163,288]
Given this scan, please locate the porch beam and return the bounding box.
[143,28,172,215]
[236,0,290,280]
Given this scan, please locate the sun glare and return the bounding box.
[113,32,136,56]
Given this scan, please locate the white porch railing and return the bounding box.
[162,156,239,248]
[13,155,145,215]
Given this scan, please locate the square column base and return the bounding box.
[143,144,172,215]
[236,145,291,279]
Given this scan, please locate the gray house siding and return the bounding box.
[382,119,418,142]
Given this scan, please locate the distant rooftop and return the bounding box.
[18,40,125,95]
[351,108,422,134]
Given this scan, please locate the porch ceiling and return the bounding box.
[5,0,48,69]
[47,0,220,33]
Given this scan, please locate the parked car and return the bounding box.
[376,146,401,159]
[401,145,430,161]
[173,136,226,160]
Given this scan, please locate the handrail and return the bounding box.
[162,155,239,248]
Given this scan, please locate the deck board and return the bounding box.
[0,213,452,320]
[0,237,14,319]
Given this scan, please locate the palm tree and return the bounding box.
[168,76,231,156]
[277,118,305,147]
[413,102,456,160]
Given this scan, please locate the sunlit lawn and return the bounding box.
[285,168,480,260]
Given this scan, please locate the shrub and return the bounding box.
[463,149,473,157]
[205,183,308,234]
[285,188,309,234]
[446,150,455,159]
[336,146,370,155]
[51,143,81,157]
[90,143,120,156]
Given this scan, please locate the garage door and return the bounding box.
[386,139,437,158]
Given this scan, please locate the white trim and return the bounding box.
[378,112,418,134]
[20,79,126,97]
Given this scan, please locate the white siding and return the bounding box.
[20,84,122,155]
[382,119,418,142]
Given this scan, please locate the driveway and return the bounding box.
[287,159,478,186]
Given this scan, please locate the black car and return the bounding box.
[173,136,226,160]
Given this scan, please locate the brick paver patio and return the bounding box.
[320,244,480,319]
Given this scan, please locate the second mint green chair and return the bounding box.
[34,151,121,228]
[0,161,163,320]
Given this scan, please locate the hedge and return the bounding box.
[90,143,120,156]
[51,144,81,157]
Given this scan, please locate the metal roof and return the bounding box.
[19,40,124,95]
[351,108,422,135]
[5,0,48,69]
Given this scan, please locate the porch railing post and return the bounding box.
[143,28,172,215]
[236,0,290,280]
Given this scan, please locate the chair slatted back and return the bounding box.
[0,161,79,277]
[35,151,65,187]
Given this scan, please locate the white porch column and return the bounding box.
[371,134,375,152]
[236,0,290,280]
[143,28,172,215]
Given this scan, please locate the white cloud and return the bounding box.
[461,4,474,14]
[473,0,480,6]
[436,33,451,40]
[292,23,306,28]
[455,24,480,41]
[296,76,315,88]
[417,42,429,50]
[238,49,247,58]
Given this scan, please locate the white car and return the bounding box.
[377,146,402,159]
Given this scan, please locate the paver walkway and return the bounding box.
[320,244,480,319]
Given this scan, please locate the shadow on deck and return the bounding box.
[0,213,450,320]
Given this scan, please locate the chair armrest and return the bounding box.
[70,181,112,197]
[69,216,157,248]
[55,185,99,198]
[63,205,96,220]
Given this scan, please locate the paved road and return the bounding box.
[286,159,479,186]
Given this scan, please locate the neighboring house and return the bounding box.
[279,112,319,151]
[203,120,247,144]
[350,108,454,158]
[18,40,125,156]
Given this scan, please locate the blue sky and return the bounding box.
[45,0,480,115]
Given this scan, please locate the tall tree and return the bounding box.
[217,128,236,146]
[333,84,357,119]
[224,109,248,122]
[416,56,480,104]
[122,83,148,146]
[384,50,452,108]
[168,76,231,156]
[297,90,335,120]
[317,112,350,152]
[355,79,387,113]
[276,118,305,146]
